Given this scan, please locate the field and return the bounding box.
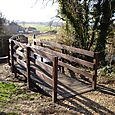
[19,23,60,32]
[19,23,61,43]
[28,34,57,43]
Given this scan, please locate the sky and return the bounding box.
[0,0,58,22]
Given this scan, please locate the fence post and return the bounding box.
[33,36,36,45]
[33,34,36,39]
[26,46,32,89]
[8,39,11,66]
[40,42,43,62]
[52,56,58,103]
[33,39,37,61]
[92,52,98,90]
[11,40,15,72]
[61,49,65,73]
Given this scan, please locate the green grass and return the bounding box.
[0,81,42,102]
[0,81,42,114]
[20,24,60,32]
[0,82,16,102]
[28,34,57,43]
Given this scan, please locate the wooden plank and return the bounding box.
[36,40,94,57]
[13,54,27,68]
[13,40,27,49]
[30,56,53,75]
[15,50,26,59]
[62,53,93,68]
[30,72,93,99]
[92,52,98,89]
[52,56,58,103]
[41,40,62,50]
[30,73,52,91]
[36,40,63,50]
[40,42,43,62]
[14,64,26,76]
[61,49,65,73]
[13,44,19,50]
[30,46,55,61]
[8,40,11,65]
[58,61,92,81]
[17,59,26,68]
[34,46,94,68]
[62,45,94,57]
[54,52,94,68]
[26,47,31,88]
[31,67,52,85]
[57,74,93,99]
[11,40,15,72]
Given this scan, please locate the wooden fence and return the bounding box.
[9,39,99,102]
[34,40,99,89]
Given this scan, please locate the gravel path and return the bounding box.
[0,63,115,115]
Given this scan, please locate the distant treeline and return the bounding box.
[16,21,63,27]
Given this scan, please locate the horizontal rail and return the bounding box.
[35,40,94,57]
[13,54,27,68]
[14,64,27,76]
[33,45,94,68]
[15,50,26,59]
[30,67,52,85]
[30,56,53,75]
[58,61,92,82]
[12,40,27,49]
[0,56,8,60]
[30,46,57,61]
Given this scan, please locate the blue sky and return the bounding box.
[0,0,58,22]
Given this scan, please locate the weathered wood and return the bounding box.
[52,56,58,103]
[31,67,52,85]
[61,49,65,73]
[26,47,31,89]
[92,52,98,89]
[54,51,94,68]
[15,50,26,59]
[33,45,94,68]
[13,44,19,50]
[40,43,43,62]
[35,72,93,99]
[57,73,93,99]
[40,40,62,49]
[34,39,41,46]
[30,56,53,75]
[30,46,55,61]
[11,40,15,72]
[13,40,27,49]
[36,40,94,57]
[13,54,26,68]
[58,61,92,82]
[8,40,11,65]
[14,64,26,77]
[9,39,99,103]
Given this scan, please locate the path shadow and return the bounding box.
[58,93,115,115]
[13,69,115,115]
[57,84,115,115]
[97,84,115,96]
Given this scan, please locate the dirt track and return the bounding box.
[0,63,115,115]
